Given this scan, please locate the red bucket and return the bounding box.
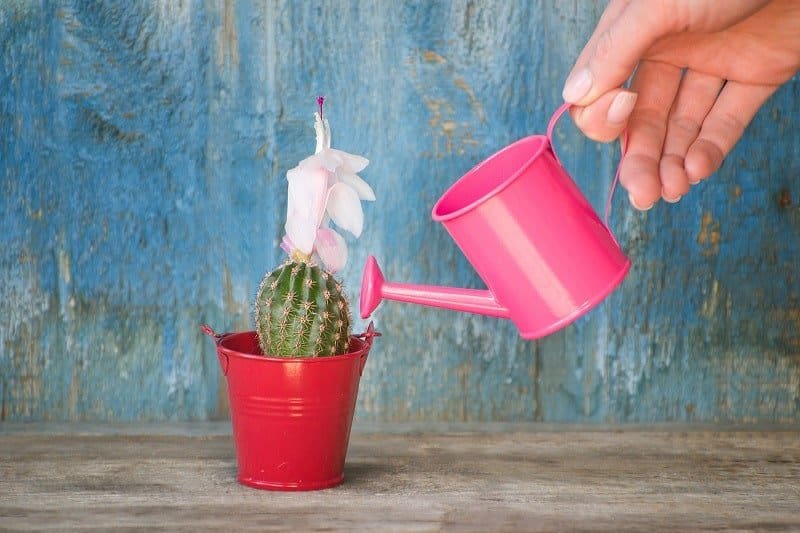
[202,323,378,491]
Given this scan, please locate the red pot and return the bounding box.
[202,322,378,491]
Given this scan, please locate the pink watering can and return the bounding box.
[360,104,631,340]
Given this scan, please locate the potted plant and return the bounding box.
[202,97,379,491]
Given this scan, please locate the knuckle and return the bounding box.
[594,29,613,62]
[668,115,701,136]
[713,111,746,135]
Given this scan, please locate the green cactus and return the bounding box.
[254,260,352,357]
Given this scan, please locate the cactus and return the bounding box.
[252,97,371,357]
[254,259,351,357]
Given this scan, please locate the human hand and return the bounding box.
[563,0,800,210]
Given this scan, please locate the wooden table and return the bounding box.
[1,423,798,531]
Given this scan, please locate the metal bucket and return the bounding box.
[203,323,378,491]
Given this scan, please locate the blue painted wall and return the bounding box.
[1,1,798,422]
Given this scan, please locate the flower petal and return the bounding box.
[337,171,375,201]
[291,151,339,175]
[285,166,328,254]
[285,216,314,256]
[314,113,331,154]
[329,148,369,173]
[280,235,294,255]
[316,150,343,173]
[326,182,364,238]
[315,227,348,272]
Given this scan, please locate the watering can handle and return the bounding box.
[545,102,571,146]
[546,102,628,231]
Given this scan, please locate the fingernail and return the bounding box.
[606,91,637,124]
[663,194,682,204]
[688,178,701,185]
[629,192,654,211]
[562,68,593,103]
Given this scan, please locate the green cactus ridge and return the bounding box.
[254,260,352,357]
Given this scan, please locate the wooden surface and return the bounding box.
[1,1,799,423]
[1,424,799,531]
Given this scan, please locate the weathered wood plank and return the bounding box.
[0,1,798,422]
[1,425,799,531]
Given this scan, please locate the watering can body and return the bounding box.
[361,133,630,340]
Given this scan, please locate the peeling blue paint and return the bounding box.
[1,1,798,423]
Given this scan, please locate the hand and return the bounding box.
[563,0,800,210]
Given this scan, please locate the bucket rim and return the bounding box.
[214,330,373,363]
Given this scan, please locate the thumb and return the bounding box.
[562,0,669,106]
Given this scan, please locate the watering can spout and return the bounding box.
[359,256,510,320]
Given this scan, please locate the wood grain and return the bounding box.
[0,1,798,423]
[1,424,799,531]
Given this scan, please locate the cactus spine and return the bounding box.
[254,260,351,357]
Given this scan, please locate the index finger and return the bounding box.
[563,0,669,105]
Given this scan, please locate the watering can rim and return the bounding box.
[431,133,552,223]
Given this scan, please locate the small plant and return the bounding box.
[254,97,375,357]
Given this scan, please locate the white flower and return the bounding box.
[283,105,374,273]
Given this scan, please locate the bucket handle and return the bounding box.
[354,321,380,376]
[200,324,230,376]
